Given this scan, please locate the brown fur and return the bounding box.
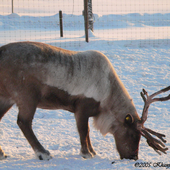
[0,41,141,160]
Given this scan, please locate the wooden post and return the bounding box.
[84,0,89,42]
[59,10,63,37]
[12,0,14,13]
[88,0,93,31]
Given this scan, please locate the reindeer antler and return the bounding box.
[138,86,170,155]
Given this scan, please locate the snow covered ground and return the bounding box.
[0,1,170,169]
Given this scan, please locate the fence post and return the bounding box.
[84,0,89,42]
[88,0,93,32]
[59,10,63,37]
[12,0,14,13]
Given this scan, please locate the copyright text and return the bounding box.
[134,162,170,169]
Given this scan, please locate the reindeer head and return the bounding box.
[114,86,169,160]
[137,86,170,155]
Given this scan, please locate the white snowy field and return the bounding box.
[0,12,170,47]
[0,1,170,169]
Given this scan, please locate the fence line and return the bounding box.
[0,0,170,48]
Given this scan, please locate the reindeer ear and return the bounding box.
[125,114,134,125]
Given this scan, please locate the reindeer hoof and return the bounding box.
[0,148,7,160]
[80,151,93,159]
[0,155,8,160]
[35,150,52,160]
[0,155,7,160]
[90,150,96,156]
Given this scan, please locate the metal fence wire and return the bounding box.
[0,0,170,48]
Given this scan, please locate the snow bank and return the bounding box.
[0,13,170,30]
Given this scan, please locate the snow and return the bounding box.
[0,1,170,169]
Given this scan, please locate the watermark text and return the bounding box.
[134,162,170,169]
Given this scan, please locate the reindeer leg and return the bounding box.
[87,128,96,156]
[75,113,94,159]
[17,101,52,160]
[0,98,14,160]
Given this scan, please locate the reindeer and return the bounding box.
[0,41,169,160]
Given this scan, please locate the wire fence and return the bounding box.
[0,0,170,48]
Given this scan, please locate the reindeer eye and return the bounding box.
[125,114,134,124]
